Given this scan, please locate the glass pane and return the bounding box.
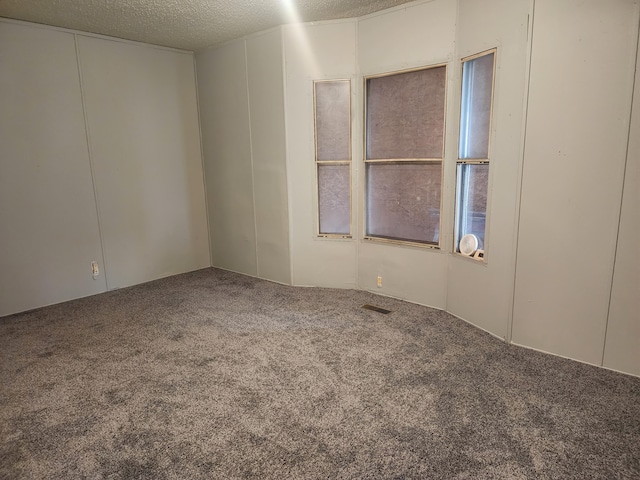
[459,52,495,159]
[366,163,441,244]
[315,81,350,161]
[366,66,446,160]
[456,164,489,251]
[318,164,350,235]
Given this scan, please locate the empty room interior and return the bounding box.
[1,0,639,478]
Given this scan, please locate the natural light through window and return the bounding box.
[364,65,447,246]
[314,80,351,236]
[455,50,496,259]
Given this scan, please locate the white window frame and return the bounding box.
[313,79,352,239]
[363,63,448,248]
[454,48,497,261]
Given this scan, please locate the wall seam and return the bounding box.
[244,39,261,278]
[601,6,640,367]
[73,34,110,290]
[192,53,214,267]
[280,26,296,286]
[508,0,536,345]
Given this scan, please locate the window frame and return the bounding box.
[363,63,448,249]
[454,48,497,261]
[313,79,352,239]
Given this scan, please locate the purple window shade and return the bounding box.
[366,163,441,244]
[318,164,350,235]
[315,81,350,162]
[366,66,446,160]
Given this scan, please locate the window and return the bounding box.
[455,50,496,259]
[364,65,447,246]
[314,80,351,236]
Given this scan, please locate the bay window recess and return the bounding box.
[364,64,447,247]
[455,50,496,259]
[314,80,351,237]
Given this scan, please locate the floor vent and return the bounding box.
[361,304,392,314]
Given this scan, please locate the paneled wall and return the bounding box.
[245,30,291,285]
[77,36,209,289]
[0,20,209,317]
[283,20,358,288]
[0,23,106,316]
[4,0,638,377]
[196,41,257,276]
[603,34,640,376]
[356,0,456,309]
[196,29,291,285]
[512,0,639,366]
[446,0,532,339]
[196,0,640,376]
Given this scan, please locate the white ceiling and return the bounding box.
[0,0,418,51]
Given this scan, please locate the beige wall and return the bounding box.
[602,14,640,377]
[196,29,291,285]
[0,20,209,316]
[77,36,210,289]
[512,0,639,366]
[246,30,291,285]
[445,0,532,339]
[195,0,640,376]
[356,0,456,309]
[196,41,258,276]
[0,22,106,316]
[4,0,639,377]
[283,20,359,288]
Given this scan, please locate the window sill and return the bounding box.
[451,250,487,265]
[363,235,440,250]
[317,234,352,240]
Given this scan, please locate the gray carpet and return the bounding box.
[1,267,639,479]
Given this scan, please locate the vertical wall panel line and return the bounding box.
[73,34,110,290]
[601,7,640,366]
[508,3,536,344]
[244,39,261,278]
[280,26,296,285]
[192,54,214,267]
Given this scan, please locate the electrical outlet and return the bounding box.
[91,261,99,278]
[377,275,382,288]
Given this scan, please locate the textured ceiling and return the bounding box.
[0,0,417,51]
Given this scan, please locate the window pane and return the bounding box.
[315,81,350,161]
[318,164,350,235]
[456,163,489,251]
[366,163,441,244]
[459,52,494,159]
[366,66,446,160]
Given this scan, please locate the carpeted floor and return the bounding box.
[1,267,639,479]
